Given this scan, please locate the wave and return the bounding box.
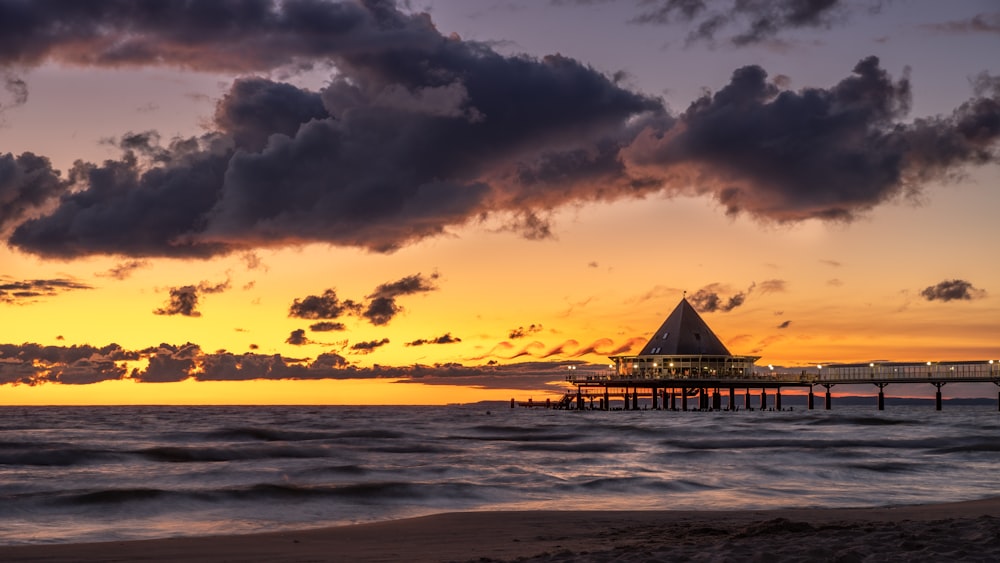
[48,480,487,508]
[135,444,329,463]
[0,445,118,467]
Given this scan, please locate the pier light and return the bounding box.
[869,363,874,367]
[768,364,774,370]
[669,362,674,368]
[652,363,657,368]
[817,364,823,370]
[927,361,932,366]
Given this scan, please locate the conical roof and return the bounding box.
[638,298,732,356]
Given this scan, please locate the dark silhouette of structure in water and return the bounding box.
[548,297,1000,412]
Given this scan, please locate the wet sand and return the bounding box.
[2,497,998,562]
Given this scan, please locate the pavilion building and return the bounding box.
[609,297,759,379]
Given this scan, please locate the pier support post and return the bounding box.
[760,389,767,411]
[775,388,782,411]
[823,384,833,410]
[745,388,752,410]
[576,388,583,410]
[670,390,677,411]
[933,382,945,411]
[623,391,629,410]
[632,387,639,410]
[682,389,688,411]
[604,388,610,411]
[652,387,658,410]
[729,387,736,411]
[807,388,814,410]
[875,383,888,411]
[713,389,722,410]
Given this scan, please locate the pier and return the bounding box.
[524,297,1000,412]
[562,359,1000,411]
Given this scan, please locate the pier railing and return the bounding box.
[566,360,999,385]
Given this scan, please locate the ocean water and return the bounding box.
[1,404,998,545]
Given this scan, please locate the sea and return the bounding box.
[1,403,998,545]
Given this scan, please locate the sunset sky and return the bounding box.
[1,0,998,405]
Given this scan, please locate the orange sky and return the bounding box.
[1,1,998,404]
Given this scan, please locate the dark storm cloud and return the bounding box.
[405,333,461,346]
[0,277,92,304]
[153,279,230,317]
[688,283,747,313]
[351,338,390,354]
[0,152,66,234]
[309,321,346,332]
[626,57,1000,223]
[9,133,234,258]
[2,3,998,259]
[214,77,330,152]
[0,0,441,72]
[631,0,853,46]
[6,1,662,258]
[919,279,987,302]
[509,324,543,339]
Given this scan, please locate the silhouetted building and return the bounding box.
[609,297,759,377]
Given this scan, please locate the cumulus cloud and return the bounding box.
[350,338,391,354]
[0,342,134,385]
[363,273,438,325]
[919,279,987,302]
[406,333,461,346]
[286,329,311,346]
[96,259,149,280]
[921,13,1000,35]
[688,283,747,313]
[289,289,361,320]
[153,279,230,317]
[0,277,92,304]
[309,321,346,332]
[289,273,438,328]
[0,338,608,389]
[509,324,544,339]
[1,71,28,119]
[631,0,857,46]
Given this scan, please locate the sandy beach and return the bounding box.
[1,497,998,562]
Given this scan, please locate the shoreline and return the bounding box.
[1,497,998,562]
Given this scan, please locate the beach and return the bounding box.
[2,497,998,562]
